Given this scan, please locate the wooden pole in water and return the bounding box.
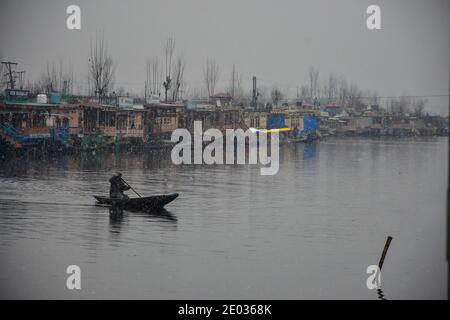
[378,236,393,270]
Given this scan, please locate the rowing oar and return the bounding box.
[120,178,142,198]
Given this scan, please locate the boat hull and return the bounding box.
[93,193,178,211]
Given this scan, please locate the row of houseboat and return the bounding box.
[1,89,447,154]
[0,90,319,153]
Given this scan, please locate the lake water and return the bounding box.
[0,137,447,299]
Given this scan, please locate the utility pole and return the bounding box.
[251,76,257,110]
[231,65,236,99]
[62,80,68,95]
[1,61,18,89]
[144,81,148,102]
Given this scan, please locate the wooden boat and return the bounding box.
[93,193,178,211]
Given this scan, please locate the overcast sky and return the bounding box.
[0,0,449,114]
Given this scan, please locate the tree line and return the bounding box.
[3,33,428,115]
[268,66,427,116]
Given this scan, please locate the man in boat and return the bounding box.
[109,172,130,200]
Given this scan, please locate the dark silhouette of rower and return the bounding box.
[109,172,130,200]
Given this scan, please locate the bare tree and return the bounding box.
[229,64,237,98]
[179,81,189,100]
[370,91,380,106]
[41,62,56,93]
[203,57,219,98]
[86,72,92,96]
[116,86,126,96]
[162,37,175,103]
[145,59,151,99]
[228,64,244,102]
[156,59,163,97]
[171,56,185,101]
[58,57,63,93]
[54,58,74,94]
[236,77,244,100]
[337,76,348,106]
[190,86,205,100]
[271,87,283,107]
[308,66,319,101]
[299,85,309,102]
[363,89,379,106]
[145,57,162,99]
[324,72,338,104]
[145,58,161,100]
[257,86,268,103]
[348,83,363,109]
[389,95,411,115]
[230,64,236,98]
[398,95,410,114]
[413,98,427,116]
[88,31,115,99]
[64,63,75,95]
[35,61,68,94]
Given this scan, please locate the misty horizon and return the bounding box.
[0,0,449,115]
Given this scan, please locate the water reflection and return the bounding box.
[109,206,125,241]
[303,142,317,161]
[0,137,447,299]
[377,288,387,300]
[109,206,124,220]
[108,206,177,235]
[145,208,178,222]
